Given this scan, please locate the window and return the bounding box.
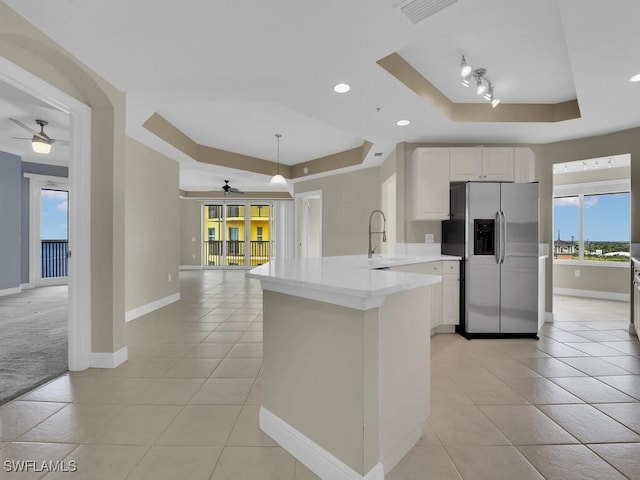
[208,205,221,219]
[257,226,263,241]
[208,228,216,241]
[228,206,240,217]
[553,191,630,262]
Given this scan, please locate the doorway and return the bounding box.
[295,190,322,258]
[203,202,274,268]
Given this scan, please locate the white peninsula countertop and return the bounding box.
[247,254,459,310]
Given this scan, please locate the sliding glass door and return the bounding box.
[203,202,273,268]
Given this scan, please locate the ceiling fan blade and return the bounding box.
[9,118,37,134]
[11,137,32,141]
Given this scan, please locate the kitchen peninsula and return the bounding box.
[247,254,450,480]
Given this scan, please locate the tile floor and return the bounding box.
[0,272,638,479]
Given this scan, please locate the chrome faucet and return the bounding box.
[368,209,387,258]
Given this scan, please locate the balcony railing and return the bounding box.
[204,240,271,266]
[42,240,68,278]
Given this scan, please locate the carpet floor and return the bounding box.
[0,286,68,405]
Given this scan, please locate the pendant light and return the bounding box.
[270,133,287,185]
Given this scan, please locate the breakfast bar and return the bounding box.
[247,255,442,480]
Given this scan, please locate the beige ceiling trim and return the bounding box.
[144,113,371,179]
[377,52,581,123]
[180,190,292,199]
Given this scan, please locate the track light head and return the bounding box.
[460,55,472,77]
[491,98,500,108]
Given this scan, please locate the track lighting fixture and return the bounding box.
[458,55,500,107]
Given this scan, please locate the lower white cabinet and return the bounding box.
[389,260,460,329]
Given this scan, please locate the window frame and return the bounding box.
[553,179,630,268]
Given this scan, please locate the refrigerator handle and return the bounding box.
[495,211,501,264]
[500,210,507,264]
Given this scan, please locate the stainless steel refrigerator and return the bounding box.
[442,182,539,338]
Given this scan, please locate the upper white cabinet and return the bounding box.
[514,147,536,183]
[450,147,514,182]
[409,148,450,221]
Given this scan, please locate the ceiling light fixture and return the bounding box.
[269,133,287,185]
[458,56,500,107]
[629,74,640,83]
[32,136,52,154]
[396,119,410,126]
[333,83,351,93]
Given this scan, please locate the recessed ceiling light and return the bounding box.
[333,83,351,93]
[396,119,410,127]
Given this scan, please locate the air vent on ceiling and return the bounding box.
[374,152,384,157]
[396,0,458,25]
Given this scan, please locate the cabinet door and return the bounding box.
[482,148,514,181]
[514,147,535,183]
[450,147,482,181]
[442,261,459,325]
[410,148,450,220]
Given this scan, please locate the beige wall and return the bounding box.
[125,138,180,311]
[181,199,203,266]
[0,3,127,354]
[294,167,382,256]
[554,264,629,295]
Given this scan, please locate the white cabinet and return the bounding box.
[389,260,460,329]
[409,148,450,221]
[450,147,514,182]
[514,147,536,183]
[441,261,460,325]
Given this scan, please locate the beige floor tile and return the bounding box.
[239,331,263,343]
[0,442,77,480]
[244,378,262,405]
[215,322,252,332]
[247,322,263,332]
[210,358,262,378]
[189,378,254,405]
[387,445,461,480]
[109,358,178,377]
[501,377,584,404]
[446,445,543,480]
[202,331,244,343]
[534,340,590,358]
[480,359,542,380]
[588,443,640,480]
[480,405,578,445]
[558,356,631,376]
[592,402,640,434]
[130,378,204,405]
[163,358,221,378]
[211,446,295,480]
[602,355,640,374]
[88,405,181,445]
[43,444,148,480]
[18,376,77,403]
[551,376,637,403]
[518,444,627,480]
[20,404,123,444]
[564,342,628,356]
[537,404,640,443]
[226,343,263,358]
[415,420,442,447]
[294,461,321,480]
[596,374,640,399]
[516,357,587,377]
[227,404,278,446]
[136,343,196,358]
[542,330,592,343]
[572,330,627,342]
[427,406,510,446]
[154,330,211,344]
[156,405,241,446]
[461,377,530,405]
[127,446,222,480]
[0,402,67,441]
[186,343,234,358]
[71,377,156,404]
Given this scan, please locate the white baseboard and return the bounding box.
[554,288,629,302]
[20,283,33,290]
[431,324,455,336]
[179,265,203,270]
[90,346,128,368]
[125,292,180,322]
[0,286,22,297]
[259,407,383,480]
[545,311,554,323]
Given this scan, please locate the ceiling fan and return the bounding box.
[10,118,69,154]
[222,180,244,195]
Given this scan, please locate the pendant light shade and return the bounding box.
[270,133,287,185]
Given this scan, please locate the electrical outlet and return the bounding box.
[574,269,580,278]
[168,273,172,282]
